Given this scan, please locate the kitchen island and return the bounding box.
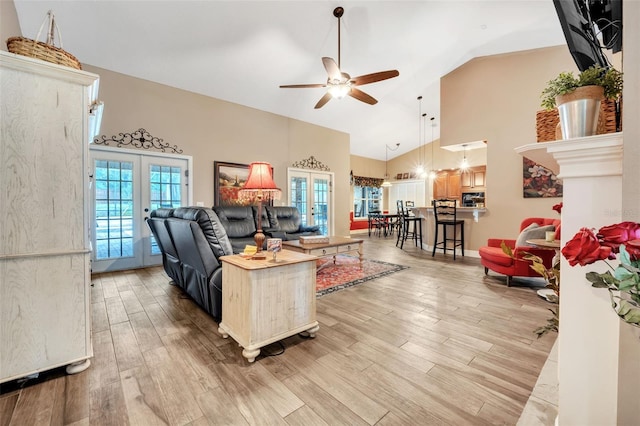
[411,206,488,257]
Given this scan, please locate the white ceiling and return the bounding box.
[12,1,566,160]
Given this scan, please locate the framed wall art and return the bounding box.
[523,157,563,198]
[214,161,275,206]
[214,161,250,206]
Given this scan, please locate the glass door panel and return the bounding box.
[90,147,189,273]
[290,175,309,225]
[288,169,334,236]
[94,159,135,261]
[312,176,329,235]
[142,157,186,264]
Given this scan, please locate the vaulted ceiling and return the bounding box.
[12,1,566,160]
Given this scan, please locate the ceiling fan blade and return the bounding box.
[322,57,342,81]
[350,70,400,86]
[349,88,377,105]
[279,83,326,88]
[314,92,333,109]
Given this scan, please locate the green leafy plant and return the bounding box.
[502,242,560,337]
[540,65,623,110]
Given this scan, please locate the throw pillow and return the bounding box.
[515,223,556,247]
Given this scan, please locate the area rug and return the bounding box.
[316,255,408,297]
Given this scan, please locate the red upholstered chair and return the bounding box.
[479,217,561,287]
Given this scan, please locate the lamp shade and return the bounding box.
[238,162,281,201]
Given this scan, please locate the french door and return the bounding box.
[287,168,334,236]
[89,146,191,273]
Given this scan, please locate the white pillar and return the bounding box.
[546,134,624,425]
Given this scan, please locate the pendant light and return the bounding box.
[460,144,469,171]
[420,113,428,179]
[428,117,437,180]
[415,96,424,176]
[381,143,400,187]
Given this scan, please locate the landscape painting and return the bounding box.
[214,161,251,206]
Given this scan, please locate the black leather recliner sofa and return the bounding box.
[147,206,234,322]
[212,205,321,253]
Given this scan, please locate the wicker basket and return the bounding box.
[536,98,621,142]
[5,11,81,70]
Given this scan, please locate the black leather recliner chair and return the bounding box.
[147,207,233,322]
[146,208,182,287]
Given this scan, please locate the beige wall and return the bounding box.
[350,140,487,213]
[440,46,576,249]
[1,0,21,50]
[84,65,352,237]
[352,46,603,250]
[350,154,385,180]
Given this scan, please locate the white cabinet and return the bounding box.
[0,52,99,383]
[388,180,426,211]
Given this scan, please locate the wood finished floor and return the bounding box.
[0,236,557,426]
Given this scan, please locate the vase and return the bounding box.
[556,85,604,139]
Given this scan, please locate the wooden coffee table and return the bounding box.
[282,236,364,265]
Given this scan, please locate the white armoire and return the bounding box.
[0,51,99,383]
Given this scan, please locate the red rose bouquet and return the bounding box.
[562,222,640,326]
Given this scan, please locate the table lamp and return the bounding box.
[238,162,281,256]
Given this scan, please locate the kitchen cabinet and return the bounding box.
[461,166,486,189]
[433,171,461,201]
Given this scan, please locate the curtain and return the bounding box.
[353,176,383,188]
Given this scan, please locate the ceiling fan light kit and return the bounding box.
[280,6,399,109]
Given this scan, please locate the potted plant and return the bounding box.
[540,65,623,139]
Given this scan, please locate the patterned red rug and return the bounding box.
[316,255,408,297]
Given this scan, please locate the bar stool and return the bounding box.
[396,200,423,249]
[432,199,464,259]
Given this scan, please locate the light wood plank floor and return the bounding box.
[0,236,557,425]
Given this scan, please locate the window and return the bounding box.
[353,186,381,218]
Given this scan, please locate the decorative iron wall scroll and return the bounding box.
[291,156,330,171]
[94,128,183,154]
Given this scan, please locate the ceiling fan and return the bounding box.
[280,6,399,109]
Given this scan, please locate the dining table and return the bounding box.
[368,211,401,237]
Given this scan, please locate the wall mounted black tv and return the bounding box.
[553,0,622,72]
[588,0,622,54]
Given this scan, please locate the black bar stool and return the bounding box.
[396,200,422,249]
[432,199,464,259]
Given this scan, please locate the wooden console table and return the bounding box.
[218,250,319,362]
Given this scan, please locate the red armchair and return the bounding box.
[479,217,561,287]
